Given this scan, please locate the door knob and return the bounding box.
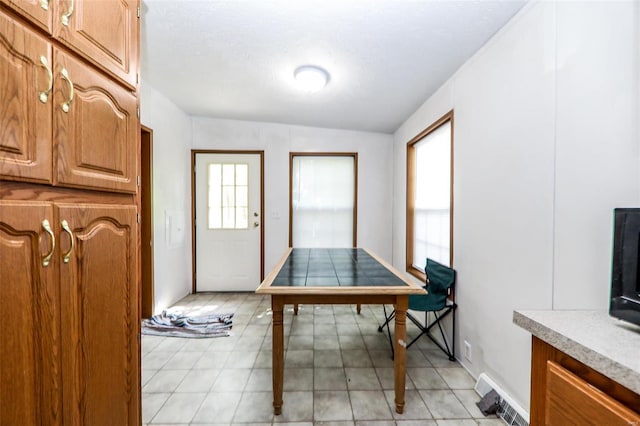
[253,212,259,217]
[254,222,259,227]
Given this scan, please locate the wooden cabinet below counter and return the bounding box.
[545,360,640,426]
[0,198,140,426]
[531,337,640,426]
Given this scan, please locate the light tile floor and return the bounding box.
[142,292,503,426]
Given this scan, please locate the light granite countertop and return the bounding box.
[513,310,640,395]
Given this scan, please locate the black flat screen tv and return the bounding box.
[610,208,640,326]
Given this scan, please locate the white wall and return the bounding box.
[140,90,394,312]
[392,0,640,412]
[191,117,395,273]
[552,1,640,309]
[140,82,193,313]
[141,0,640,409]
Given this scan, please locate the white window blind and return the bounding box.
[291,156,355,248]
[413,121,451,268]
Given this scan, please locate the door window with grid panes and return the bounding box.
[207,163,249,229]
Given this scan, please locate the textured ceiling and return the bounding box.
[141,0,527,134]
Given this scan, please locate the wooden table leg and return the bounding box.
[356,303,361,314]
[272,296,284,415]
[393,296,408,414]
[293,303,299,315]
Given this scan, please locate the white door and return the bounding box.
[195,153,262,291]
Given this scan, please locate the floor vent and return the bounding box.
[475,372,529,426]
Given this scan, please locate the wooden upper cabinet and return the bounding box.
[57,203,139,426]
[0,11,137,192]
[1,0,139,89]
[53,0,139,89]
[0,200,61,426]
[0,10,52,184]
[54,49,137,193]
[0,0,53,33]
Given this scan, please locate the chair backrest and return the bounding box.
[408,258,456,311]
[425,258,455,295]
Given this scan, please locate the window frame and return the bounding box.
[406,110,454,281]
[206,162,250,230]
[288,152,358,248]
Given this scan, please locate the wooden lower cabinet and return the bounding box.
[546,361,640,426]
[0,199,139,426]
[0,201,61,426]
[58,203,139,426]
[530,337,640,426]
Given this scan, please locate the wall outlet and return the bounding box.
[464,340,472,362]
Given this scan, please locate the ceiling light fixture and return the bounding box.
[294,65,330,93]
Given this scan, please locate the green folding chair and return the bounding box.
[378,258,457,360]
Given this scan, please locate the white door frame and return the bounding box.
[191,150,264,292]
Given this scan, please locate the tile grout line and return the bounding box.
[143,293,485,425]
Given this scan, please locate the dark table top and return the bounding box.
[271,248,407,287]
[256,247,426,296]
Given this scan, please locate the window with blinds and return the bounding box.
[407,112,453,277]
[290,154,357,248]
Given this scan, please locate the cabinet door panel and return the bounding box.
[0,0,53,33]
[54,49,137,193]
[54,0,138,88]
[58,203,139,426]
[546,361,640,425]
[0,201,61,426]
[0,11,52,183]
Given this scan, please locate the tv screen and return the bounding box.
[610,208,640,326]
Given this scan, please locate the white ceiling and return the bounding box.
[141,0,527,134]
